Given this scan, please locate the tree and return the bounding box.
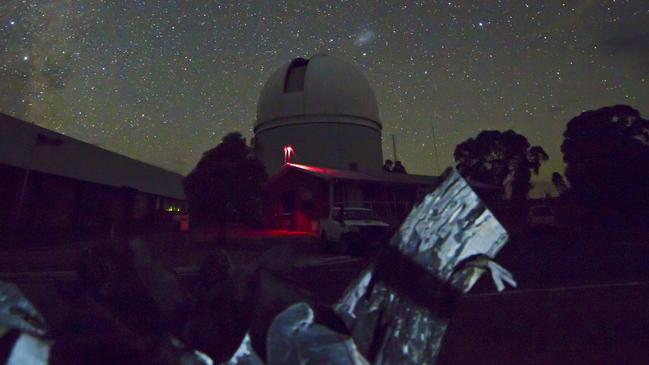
[183,132,268,230]
[551,172,568,196]
[454,130,548,200]
[561,105,649,210]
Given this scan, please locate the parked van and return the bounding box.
[320,207,389,254]
[527,205,555,231]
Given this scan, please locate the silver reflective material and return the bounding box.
[266,303,369,365]
[335,269,374,328]
[181,350,214,365]
[392,169,508,287]
[225,334,264,365]
[450,255,517,293]
[6,333,51,365]
[0,281,47,337]
[336,168,512,364]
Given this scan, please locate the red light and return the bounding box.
[284,145,295,163]
[287,162,330,174]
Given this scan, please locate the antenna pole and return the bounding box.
[431,122,441,175]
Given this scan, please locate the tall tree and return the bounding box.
[561,105,649,210]
[454,130,548,200]
[183,132,268,230]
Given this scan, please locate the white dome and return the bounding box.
[253,55,384,175]
[255,55,381,132]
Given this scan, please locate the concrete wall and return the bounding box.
[254,116,384,175]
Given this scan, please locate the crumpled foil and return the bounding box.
[335,168,509,364]
[0,281,47,337]
[5,333,51,365]
[266,303,368,365]
[225,334,263,365]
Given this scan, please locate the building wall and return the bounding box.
[0,164,185,247]
[265,170,436,231]
[254,116,383,176]
[333,180,420,225]
[264,170,329,231]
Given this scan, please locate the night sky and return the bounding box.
[1,1,648,189]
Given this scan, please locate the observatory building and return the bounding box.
[256,55,443,230]
[257,55,498,232]
[254,54,384,175]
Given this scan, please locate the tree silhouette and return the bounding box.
[454,130,548,200]
[561,105,649,211]
[183,132,268,231]
[551,172,568,196]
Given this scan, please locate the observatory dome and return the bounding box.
[254,55,384,175]
[255,54,381,132]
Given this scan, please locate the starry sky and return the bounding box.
[1,1,648,190]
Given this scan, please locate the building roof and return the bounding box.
[0,113,185,199]
[275,163,501,191]
[255,54,381,131]
[278,163,439,186]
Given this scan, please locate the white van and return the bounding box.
[527,205,555,230]
[320,207,389,254]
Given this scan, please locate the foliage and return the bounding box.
[183,132,268,227]
[551,172,568,196]
[561,105,649,210]
[454,130,548,200]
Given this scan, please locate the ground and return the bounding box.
[438,230,649,364]
[2,227,649,364]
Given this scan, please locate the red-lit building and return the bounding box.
[264,163,440,231]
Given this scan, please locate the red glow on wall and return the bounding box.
[284,145,295,163]
[237,228,314,238]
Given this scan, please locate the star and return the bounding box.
[0,0,645,189]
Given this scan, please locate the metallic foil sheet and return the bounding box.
[266,303,368,365]
[0,281,47,337]
[335,168,510,364]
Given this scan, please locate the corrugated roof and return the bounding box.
[276,163,500,191]
[0,113,185,199]
[281,163,439,185]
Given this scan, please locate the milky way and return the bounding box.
[1,1,648,189]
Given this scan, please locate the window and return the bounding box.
[284,58,309,92]
[342,209,381,221]
[282,192,295,213]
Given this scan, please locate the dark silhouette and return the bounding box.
[551,172,568,196]
[561,105,649,214]
[183,132,268,232]
[393,160,407,174]
[383,159,394,172]
[454,130,548,200]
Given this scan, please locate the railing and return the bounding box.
[333,200,415,221]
